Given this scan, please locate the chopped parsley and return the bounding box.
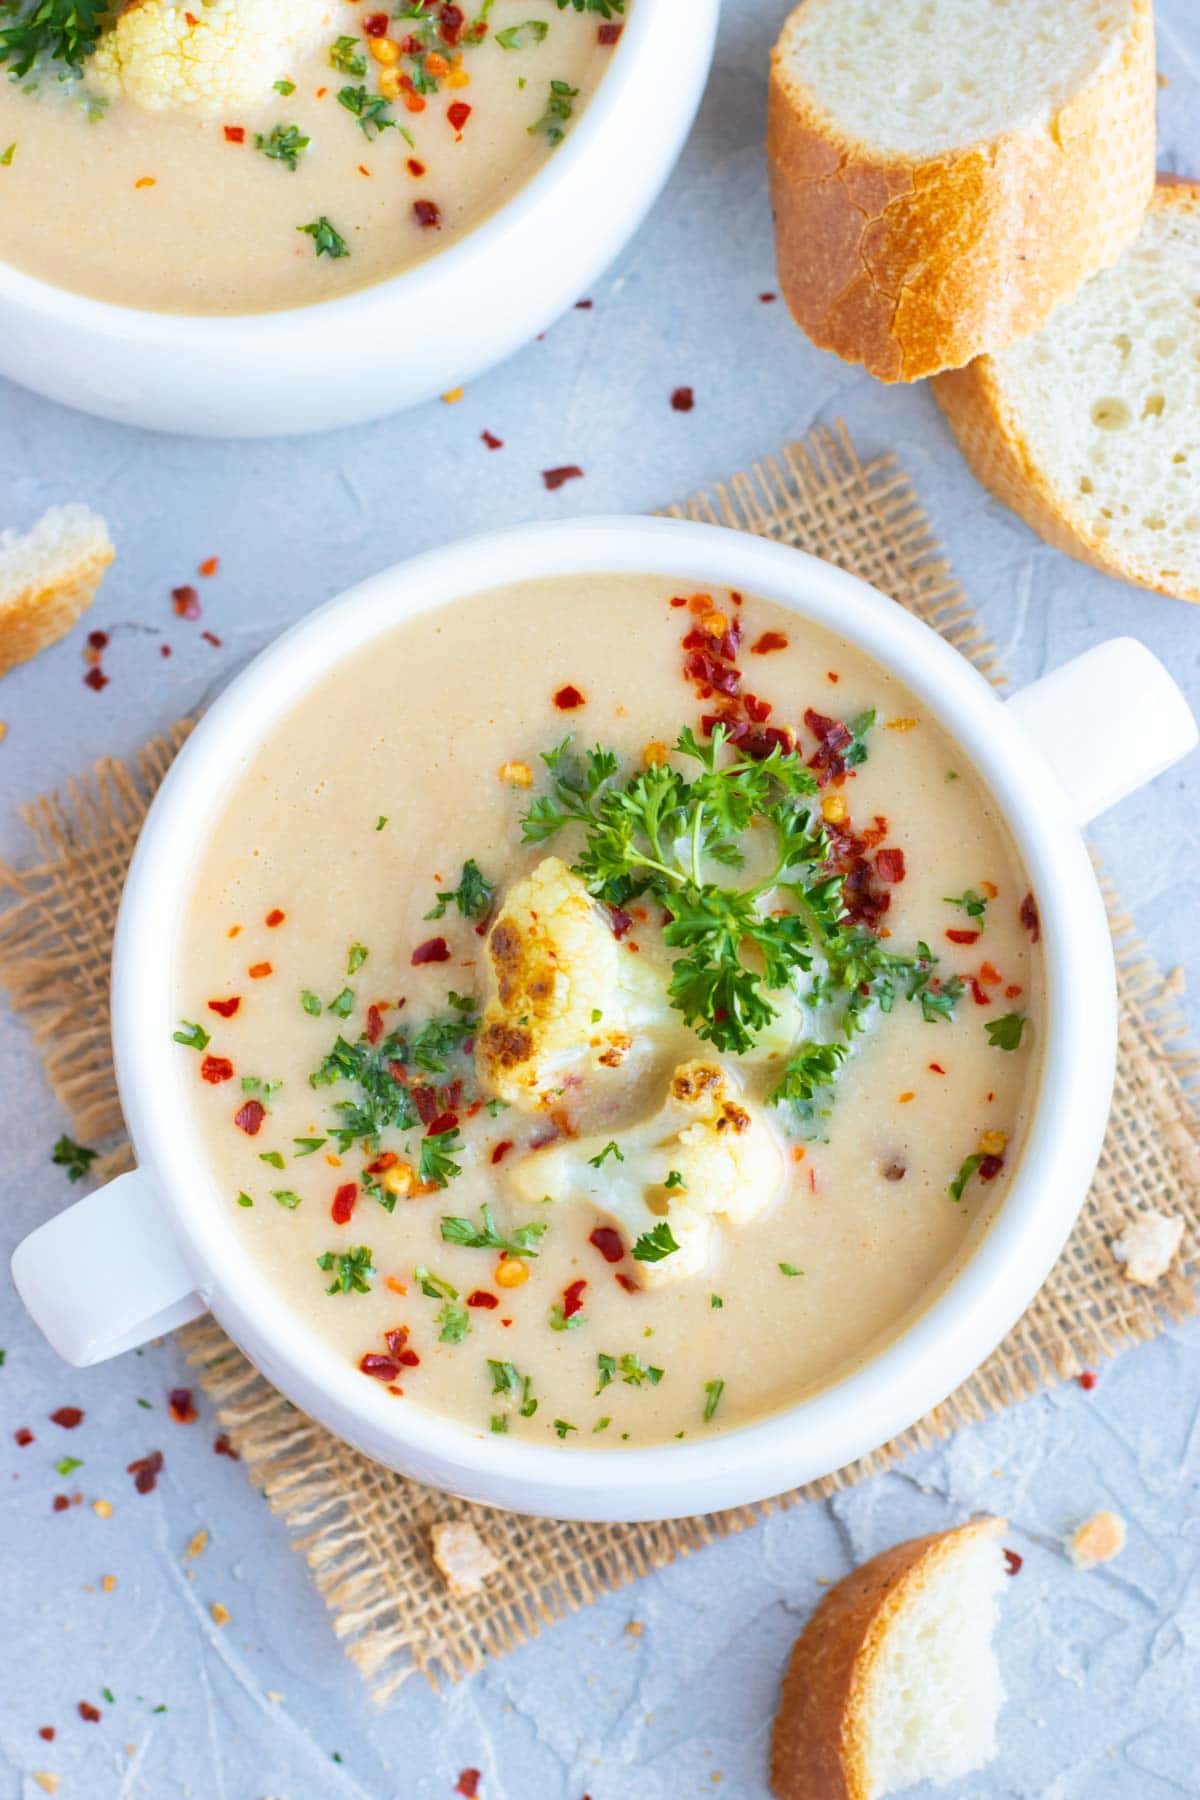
[329,33,366,76]
[663,1170,686,1190]
[298,216,350,259]
[272,1190,302,1211]
[425,859,494,921]
[949,1153,984,1204]
[326,987,355,1018]
[439,1201,546,1257]
[316,1245,375,1295]
[309,1002,476,1152]
[258,1150,286,1170]
[631,1222,679,1264]
[944,889,989,928]
[56,1455,82,1476]
[778,1262,804,1277]
[0,0,105,77]
[548,1302,584,1332]
[346,943,369,975]
[587,1139,624,1169]
[292,1136,327,1157]
[415,1267,469,1342]
[173,1019,210,1052]
[254,123,310,171]
[51,1135,98,1182]
[419,1128,463,1190]
[337,84,395,138]
[409,996,477,1073]
[273,78,295,96]
[375,815,388,831]
[528,77,579,145]
[552,1418,577,1439]
[0,142,14,165]
[236,1192,254,1208]
[843,709,876,768]
[496,19,549,47]
[488,1358,537,1418]
[300,989,323,1017]
[710,1294,723,1309]
[985,1012,1029,1051]
[554,0,624,13]
[596,1352,663,1392]
[702,1378,725,1423]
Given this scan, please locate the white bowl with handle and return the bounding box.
[0,4,718,437]
[11,515,1197,1519]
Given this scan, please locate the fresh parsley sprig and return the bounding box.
[0,0,106,79]
[439,1201,547,1258]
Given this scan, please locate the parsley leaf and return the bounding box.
[51,1135,97,1182]
[488,1358,536,1417]
[552,1417,577,1439]
[843,709,876,769]
[329,34,366,75]
[528,77,579,145]
[587,1139,624,1169]
[949,1153,984,1203]
[778,1262,803,1277]
[173,1019,210,1052]
[298,216,350,259]
[496,19,549,47]
[702,1378,724,1423]
[337,84,394,138]
[631,1222,678,1264]
[0,0,105,77]
[254,123,310,170]
[425,859,494,921]
[986,1011,1028,1051]
[439,1202,546,1257]
[415,1266,469,1342]
[553,0,624,13]
[420,1128,463,1190]
[945,889,989,928]
[316,1245,374,1294]
[347,943,369,975]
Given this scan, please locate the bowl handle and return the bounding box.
[10,1168,207,1367]
[1006,637,1198,826]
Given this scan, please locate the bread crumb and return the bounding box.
[210,1601,231,1626]
[430,1520,500,1598]
[625,1620,643,1637]
[32,1774,59,1796]
[1111,1210,1184,1286]
[92,1498,112,1518]
[1067,1510,1127,1569]
[102,1573,117,1594]
[184,1528,209,1561]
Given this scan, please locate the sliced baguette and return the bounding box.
[771,1517,1007,1800]
[767,0,1156,383]
[935,180,1200,602]
[0,504,115,679]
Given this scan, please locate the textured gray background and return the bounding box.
[2,5,1199,1797]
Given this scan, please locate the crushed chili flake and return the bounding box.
[574,298,594,310]
[1019,892,1040,942]
[970,978,991,1007]
[616,1272,640,1294]
[199,1054,234,1085]
[248,961,272,979]
[875,848,906,884]
[759,290,777,302]
[456,1773,481,1799]
[413,198,441,229]
[365,1004,384,1045]
[412,937,451,965]
[1005,983,1023,999]
[366,1151,399,1174]
[363,10,388,32]
[490,1140,514,1165]
[126,1449,164,1494]
[978,961,1001,986]
[213,1433,239,1459]
[1003,1548,1023,1576]
[160,644,172,658]
[750,631,788,655]
[946,927,979,945]
[598,20,623,42]
[15,1427,34,1445]
[83,667,109,691]
[38,1727,55,1742]
[670,385,695,412]
[78,1702,102,1723]
[168,1388,196,1424]
[50,1407,83,1429]
[87,628,108,651]
[542,465,584,491]
[360,1353,400,1382]
[201,630,222,648]
[978,1153,1005,1182]
[589,1226,624,1264]
[426,1110,459,1137]
[447,100,471,131]
[553,683,586,710]
[206,996,241,1018]
[223,124,245,143]
[198,556,219,577]
[52,1493,71,1512]
[561,1278,587,1319]
[331,1182,358,1225]
[234,1098,266,1136]
[1078,1370,1098,1391]
[172,585,201,620]
[928,1062,946,1075]
[265,908,286,928]
[467,1289,498,1309]
[481,430,503,450]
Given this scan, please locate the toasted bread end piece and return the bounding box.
[771,1517,1007,1800]
[0,504,115,680]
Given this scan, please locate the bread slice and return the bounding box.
[767,0,1155,383]
[771,1517,1007,1800]
[0,504,114,679]
[935,181,1200,601]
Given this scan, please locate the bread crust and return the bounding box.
[770,1517,1005,1800]
[767,0,1156,383]
[934,181,1200,603]
[0,541,115,680]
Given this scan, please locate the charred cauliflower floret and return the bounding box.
[91,0,331,114]
[476,856,668,1112]
[509,1060,785,1288]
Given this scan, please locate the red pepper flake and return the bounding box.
[168,1387,196,1424]
[406,156,426,177]
[875,848,906,884]
[50,1406,83,1429]
[597,20,623,43]
[670,385,694,412]
[542,465,584,491]
[750,631,788,655]
[970,978,991,1007]
[616,1272,640,1294]
[213,1433,239,1459]
[363,10,388,32]
[413,198,441,229]
[207,996,241,1017]
[200,1054,234,1085]
[52,1494,71,1512]
[365,1003,384,1045]
[447,100,471,132]
[126,1449,164,1494]
[38,1727,55,1742]
[426,1110,459,1137]
[759,290,777,303]
[481,429,503,450]
[928,1062,946,1075]
[491,1140,514,1165]
[223,124,245,143]
[946,927,979,945]
[589,1226,624,1264]
[331,1182,358,1225]
[467,1289,499,1309]
[1003,1548,1023,1576]
[87,628,109,651]
[78,1701,102,1723]
[198,555,219,577]
[411,936,451,966]
[561,1278,587,1320]
[248,961,272,979]
[360,1353,401,1382]
[83,666,109,691]
[201,630,222,648]
[160,644,172,658]
[553,683,586,710]
[265,908,286,928]
[827,670,840,683]
[172,584,201,619]
[234,1098,265,1136]
[14,1427,34,1445]
[669,594,687,608]
[1078,1370,1098,1391]
[1019,892,1040,943]
[409,1085,439,1125]
[456,1773,481,1799]
[575,298,594,309]
[366,1151,399,1174]
[978,961,1001,986]
[978,1153,1005,1182]
[1005,983,1023,999]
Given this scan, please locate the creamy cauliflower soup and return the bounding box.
[175,575,1043,1447]
[0,0,623,313]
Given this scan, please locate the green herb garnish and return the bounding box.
[702,1378,724,1423]
[254,122,309,170]
[488,1358,536,1417]
[587,1139,624,1169]
[56,1455,82,1476]
[944,889,989,928]
[300,989,323,1016]
[236,1192,254,1208]
[173,1020,210,1052]
[985,1012,1028,1051]
[496,19,549,47]
[631,1222,679,1264]
[51,1135,98,1182]
[273,78,295,95]
[298,215,350,259]
[272,1190,302,1211]
[528,77,578,145]
[420,1128,463,1190]
[778,1262,803,1277]
[425,858,494,921]
[258,1150,285,1170]
[329,33,366,75]
[552,1418,577,1439]
[292,1136,327,1157]
[316,1245,374,1294]
[949,1153,984,1203]
[439,1202,546,1257]
[0,0,106,78]
[337,84,394,138]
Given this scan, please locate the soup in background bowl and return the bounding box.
[13,519,1193,1520]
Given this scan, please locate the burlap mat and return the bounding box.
[2,425,1198,1701]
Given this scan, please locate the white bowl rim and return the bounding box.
[112,514,1116,1516]
[0,1,667,335]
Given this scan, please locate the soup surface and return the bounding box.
[0,0,621,313]
[175,574,1043,1447]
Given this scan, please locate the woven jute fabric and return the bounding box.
[2,425,1197,1701]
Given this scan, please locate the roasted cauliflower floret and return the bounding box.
[91,0,332,115]
[476,856,668,1112]
[509,1060,785,1288]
